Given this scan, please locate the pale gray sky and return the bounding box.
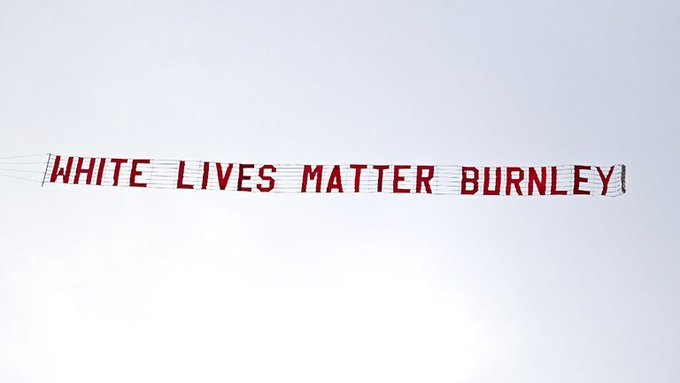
[1,1,679,382]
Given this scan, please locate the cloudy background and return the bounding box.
[1,1,678,382]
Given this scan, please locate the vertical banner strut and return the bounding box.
[41,153,52,187]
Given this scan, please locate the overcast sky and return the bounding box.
[1,1,678,382]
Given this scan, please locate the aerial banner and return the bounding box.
[43,154,626,196]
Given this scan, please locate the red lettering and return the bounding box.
[596,165,615,195]
[326,165,343,193]
[550,166,568,195]
[528,167,547,195]
[216,163,233,190]
[416,166,434,194]
[506,167,524,195]
[393,165,410,193]
[110,158,128,187]
[373,165,390,192]
[74,157,96,185]
[96,158,106,185]
[573,165,591,195]
[257,165,276,192]
[129,159,149,187]
[49,155,74,184]
[350,164,367,192]
[483,167,501,195]
[237,164,255,192]
[176,160,193,189]
[201,162,210,190]
[301,165,323,192]
[461,167,479,195]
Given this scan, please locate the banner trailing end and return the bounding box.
[621,164,627,194]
